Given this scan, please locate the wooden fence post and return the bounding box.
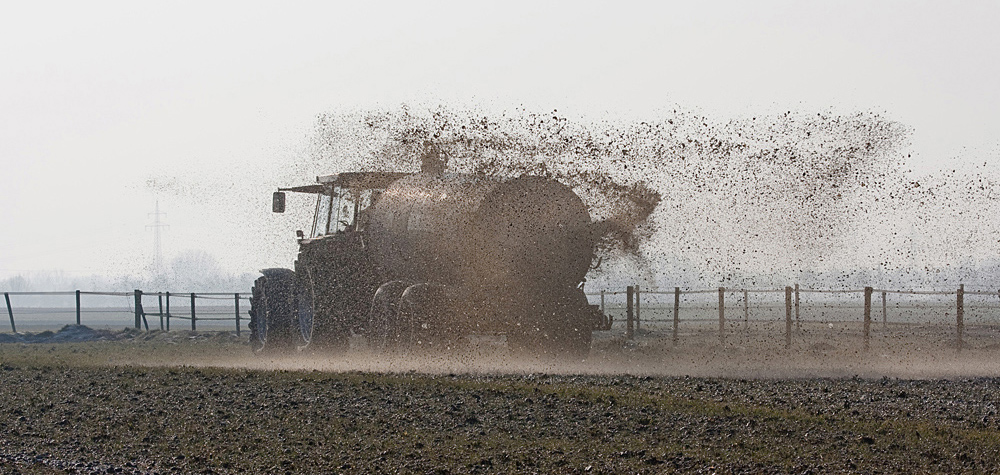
[190,293,197,331]
[158,294,164,331]
[599,290,605,315]
[794,284,800,330]
[743,289,749,329]
[784,286,792,348]
[626,286,634,340]
[75,290,81,326]
[672,287,680,345]
[133,290,143,330]
[881,291,887,329]
[718,287,725,343]
[863,287,872,351]
[957,284,964,353]
[4,293,15,333]
[234,293,241,336]
[165,292,171,331]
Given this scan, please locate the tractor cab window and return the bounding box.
[313,187,381,236]
[333,192,355,233]
[326,186,361,234]
[355,189,379,231]
[311,191,334,237]
[333,188,381,233]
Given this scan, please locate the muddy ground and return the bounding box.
[2,325,1000,474]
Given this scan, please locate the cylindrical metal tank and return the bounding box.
[366,173,595,295]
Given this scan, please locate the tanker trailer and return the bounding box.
[249,169,609,357]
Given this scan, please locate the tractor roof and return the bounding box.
[278,172,411,194]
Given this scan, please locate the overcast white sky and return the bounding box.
[1,1,998,279]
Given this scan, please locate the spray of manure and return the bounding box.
[305,105,938,284]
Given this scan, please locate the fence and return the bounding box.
[587,284,1000,352]
[2,290,250,335]
[4,285,1000,352]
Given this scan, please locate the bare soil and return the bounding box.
[1,325,1000,474]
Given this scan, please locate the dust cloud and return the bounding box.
[161,331,1000,380]
[9,326,996,380]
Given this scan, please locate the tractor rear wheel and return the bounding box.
[248,270,297,353]
[294,269,316,348]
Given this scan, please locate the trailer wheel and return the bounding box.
[509,321,590,359]
[548,291,593,359]
[547,317,592,359]
[506,324,540,354]
[366,281,410,352]
[508,291,592,359]
[248,269,297,353]
[398,283,460,351]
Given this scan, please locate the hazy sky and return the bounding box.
[2,1,998,279]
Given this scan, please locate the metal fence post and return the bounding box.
[785,286,792,348]
[5,292,15,333]
[626,286,634,340]
[957,284,964,353]
[234,293,241,336]
[672,287,680,345]
[743,289,749,329]
[635,286,641,330]
[158,294,164,331]
[863,287,872,351]
[133,290,143,329]
[75,290,81,326]
[190,293,197,331]
[165,292,171,331]
[718,287,725,343]
[881,291,887,329]
[794,284,800,330]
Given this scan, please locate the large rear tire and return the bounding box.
[294,268,316,349]
[248,269,297,353]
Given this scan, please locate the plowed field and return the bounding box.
[2,328,1000,474]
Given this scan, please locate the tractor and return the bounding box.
[249,161,610,357]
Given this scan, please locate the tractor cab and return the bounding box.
[272,172,409,241]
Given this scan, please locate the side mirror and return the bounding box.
[272,192,286,213]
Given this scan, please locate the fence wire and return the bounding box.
[4,287,1000,353]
